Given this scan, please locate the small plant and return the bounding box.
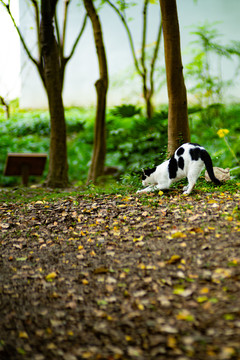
[109,104,141,118]
[217,128,239,166]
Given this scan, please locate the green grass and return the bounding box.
[0,177,239,205]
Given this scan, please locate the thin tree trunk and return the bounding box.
[83,0,108,183]
[159,0,190,156]
[40,0,68,187]
[105,0,162,120]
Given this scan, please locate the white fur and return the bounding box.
[137,143,205,195]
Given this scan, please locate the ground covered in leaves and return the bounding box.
[1,184,240,360]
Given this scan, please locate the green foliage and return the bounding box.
[185,22,240,106]
[189,103,240,176]
[0,102,240,188]
[106,107,168,173]
[109,104,141,118]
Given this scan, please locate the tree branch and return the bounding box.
[62,0,71,55]
[141,0,148,76]
[150,20,162,96]
[105,0,142,76]
[65,13,88,64]
[29,0,41,59]
[54,7,61,52]
[141,0,148,95]
[0,0,39,68]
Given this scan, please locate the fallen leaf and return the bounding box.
[176,310,195,322]
[167,255,181,264]
[45,272,57,281]
[19,331,28,339]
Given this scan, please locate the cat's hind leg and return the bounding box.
[183,169,202,194]
[183,162,205,195]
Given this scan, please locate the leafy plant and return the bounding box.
[185,21,240,106]
[109,104,141,118]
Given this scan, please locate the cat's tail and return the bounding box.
[201,150,221,185]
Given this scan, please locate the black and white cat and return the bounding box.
[137,143,221,195]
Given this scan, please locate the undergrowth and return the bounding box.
[0,102,240,188]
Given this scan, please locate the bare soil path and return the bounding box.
[1,186,240,360]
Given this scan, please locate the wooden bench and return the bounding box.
[4,153,47,186]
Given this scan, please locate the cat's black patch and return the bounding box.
[178,156,184,170]
[190,147,201,161]
[168,156,178,179]
[176,147,185,156]
[142,167,156,180]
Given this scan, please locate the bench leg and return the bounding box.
[21,164,29,186]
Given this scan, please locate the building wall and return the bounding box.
[17,0,240,108]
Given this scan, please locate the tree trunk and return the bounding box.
[40,0,68,187]
[83,0,108,184]
[145,89,153,120]
[159,0,190,156]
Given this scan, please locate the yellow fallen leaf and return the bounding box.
[158,190,164,196]
[82,279,89,285]
[199,287,209,294]
[197,296,208,303]
[176,309,195,321]
[220,347,235,358]
[230,258,240,265]
[167,255,181,264]
[133,235,144,242]
[125,335,133,342]
[78,245,84,251]
[226,216,233,221]
[45,272,57,281]
[138,263,146,269]
[171,231,186,239]
[173,288,193,297]
[19,331,28,339]
[167,335,177,348]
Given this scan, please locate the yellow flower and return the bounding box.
[217,129,229,138]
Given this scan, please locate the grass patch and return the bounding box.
[0,177,239,204]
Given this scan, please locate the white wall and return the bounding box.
[2,0,240,108]
[0,1,20,101]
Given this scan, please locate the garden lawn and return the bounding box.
[1,183,240,360]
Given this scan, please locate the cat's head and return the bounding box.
[142,167,156,186]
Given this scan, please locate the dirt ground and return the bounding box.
[1,186,240,360]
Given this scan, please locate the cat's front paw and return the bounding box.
[183,186,188,192]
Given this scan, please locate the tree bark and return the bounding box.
[83,0,108,183]
[40,0,68,187]
[159,0,190,156]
